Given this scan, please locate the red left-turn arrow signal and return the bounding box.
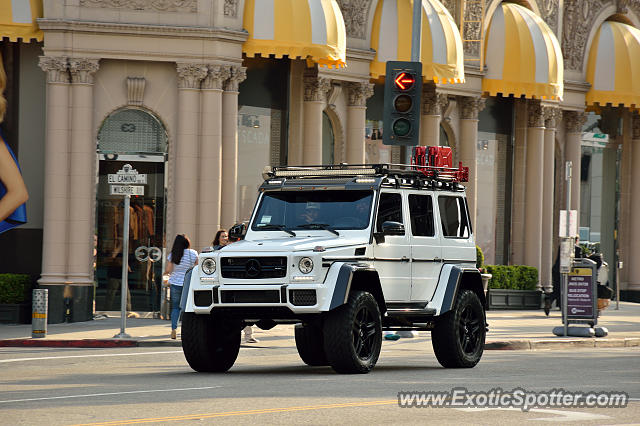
[394,72,415,90]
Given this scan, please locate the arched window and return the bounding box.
[98,108,168,154]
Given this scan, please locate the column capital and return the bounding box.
[303,74,332,102]
[457,96,485,120]
[202,64,231,90]
[346,81,374,107]
[543,106,562,129]
[633,114,640,140]
[68,58,100,84]
[222,65,247,92]
[38,56,69,84]
[176,63,208,89]
[527,100,545,128]
[423,87,449,115]
[563,110,587,133]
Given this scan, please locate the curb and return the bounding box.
[485,337,640,350]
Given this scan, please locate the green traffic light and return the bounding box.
[392,118,411,137]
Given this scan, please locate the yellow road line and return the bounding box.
[72,399,397,425]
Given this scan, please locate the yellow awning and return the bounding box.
[370,0,464,84]
[586,20,640,111]
[483,3,563,100]
[243,0,346,69]
[0,0,42,42]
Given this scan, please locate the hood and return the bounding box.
[217,235,368,253]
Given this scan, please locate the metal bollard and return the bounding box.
[32,289,48,338]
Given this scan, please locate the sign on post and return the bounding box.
[110,185,144,196]
[559,210,578,237]
[567,267,596,319]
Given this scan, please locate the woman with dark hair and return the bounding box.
[163,234,198,339]
[212,229,229,248]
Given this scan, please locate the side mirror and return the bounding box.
[229,223,246,240]
[381,221,405,236]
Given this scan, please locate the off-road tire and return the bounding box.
[431,289,485,368]
[294,323,328,366]
[181,313,241,372]
[322,291,382,374]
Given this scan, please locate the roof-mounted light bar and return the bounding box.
[272,168,377,178]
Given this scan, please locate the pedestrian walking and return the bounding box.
[163,234,198,339]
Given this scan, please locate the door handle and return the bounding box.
[433,257,442,262]
[401,256,410,262]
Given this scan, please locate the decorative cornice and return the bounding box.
[347,81,374,107]
[223,66,247,92]
[202,65,231,90]
[79,0,197,13]
[527,101,545,128]
[176,63,207,89]
[69,58,100,84]
[224,0,239,17]
[458,96,485,120]
[38,56,69,84]
[303,74,332,102]
[336,0,371,40]
[564,110,587,133]
[543,106,562,129]
[422,86,449,116]
[632,114,640,139]
[127,77,146,105]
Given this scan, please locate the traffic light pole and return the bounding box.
[411,0,422,61]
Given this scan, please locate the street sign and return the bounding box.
[566,260,598,323]
[110,185,144,196]
[559,210,578,237]
[108,174,147,184]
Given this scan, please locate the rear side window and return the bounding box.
[438,196,470,238]
[409,194,435,237]
[376,193,403,232]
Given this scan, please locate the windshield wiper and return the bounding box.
[256,224,296,236]
[298,223,340,236]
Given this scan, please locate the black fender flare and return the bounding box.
[328,263,386,313]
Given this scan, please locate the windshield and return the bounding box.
[252,190,374,232]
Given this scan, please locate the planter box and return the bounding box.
[0,302,31,324]
[487,289,542,310]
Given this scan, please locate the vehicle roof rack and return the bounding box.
[263,162,469,183]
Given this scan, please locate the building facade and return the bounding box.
[1,0,639,319]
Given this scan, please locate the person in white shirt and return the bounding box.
[163,234,198,339]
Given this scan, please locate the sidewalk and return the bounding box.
[1,302,638,350]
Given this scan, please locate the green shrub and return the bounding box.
[486,265,538,291]
[0,274,31,304]
[476,245,484,269]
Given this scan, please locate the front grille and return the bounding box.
[194,290,212,307]
[220,290,280,304]
[290,289,317,306]
[221,257,287,279]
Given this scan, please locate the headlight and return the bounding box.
[201,258,216,275]
[298,257,314,274]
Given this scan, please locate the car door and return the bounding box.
[372,190,411,301]
[407,191,443,301]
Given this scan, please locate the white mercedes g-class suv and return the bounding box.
[181,157,487,374]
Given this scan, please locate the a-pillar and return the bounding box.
[220,66,246,229]
[563,111,587,213]
[66,58,99,287]
[541,106,561,293]
[628,115,640,294]
[175,63,207,239]
[457,96,485,228]
[524,101,545,284]
[302,71,331,165]
[37,56,70,288]
[345,81,374,164]
[421,85,448,146]
[197,65,229,249]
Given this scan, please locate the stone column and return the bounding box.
[220,65,246,229]
[37,56,70,287]
[457,96,485,229]
[175,63,207,239]
[564,111,587,212]
[541,107,561,293]
[524,101,545,283]
[421,86,448,146]
[197,65,229,250]
[628,116,640,292]
[345,81,374,164]
[303,72,331,165]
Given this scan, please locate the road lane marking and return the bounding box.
[0,350,182,363]
[72,400,399,425]
[0,386,222,404]
[457,407,610,422]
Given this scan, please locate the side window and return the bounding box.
[438,196,470,238]
[409,194,435,237]
[376,193,403,233]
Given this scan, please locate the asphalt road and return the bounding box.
[1,335,638,425]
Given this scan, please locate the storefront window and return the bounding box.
[237,58,289,223]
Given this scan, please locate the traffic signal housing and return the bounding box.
[383,61,422,146]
